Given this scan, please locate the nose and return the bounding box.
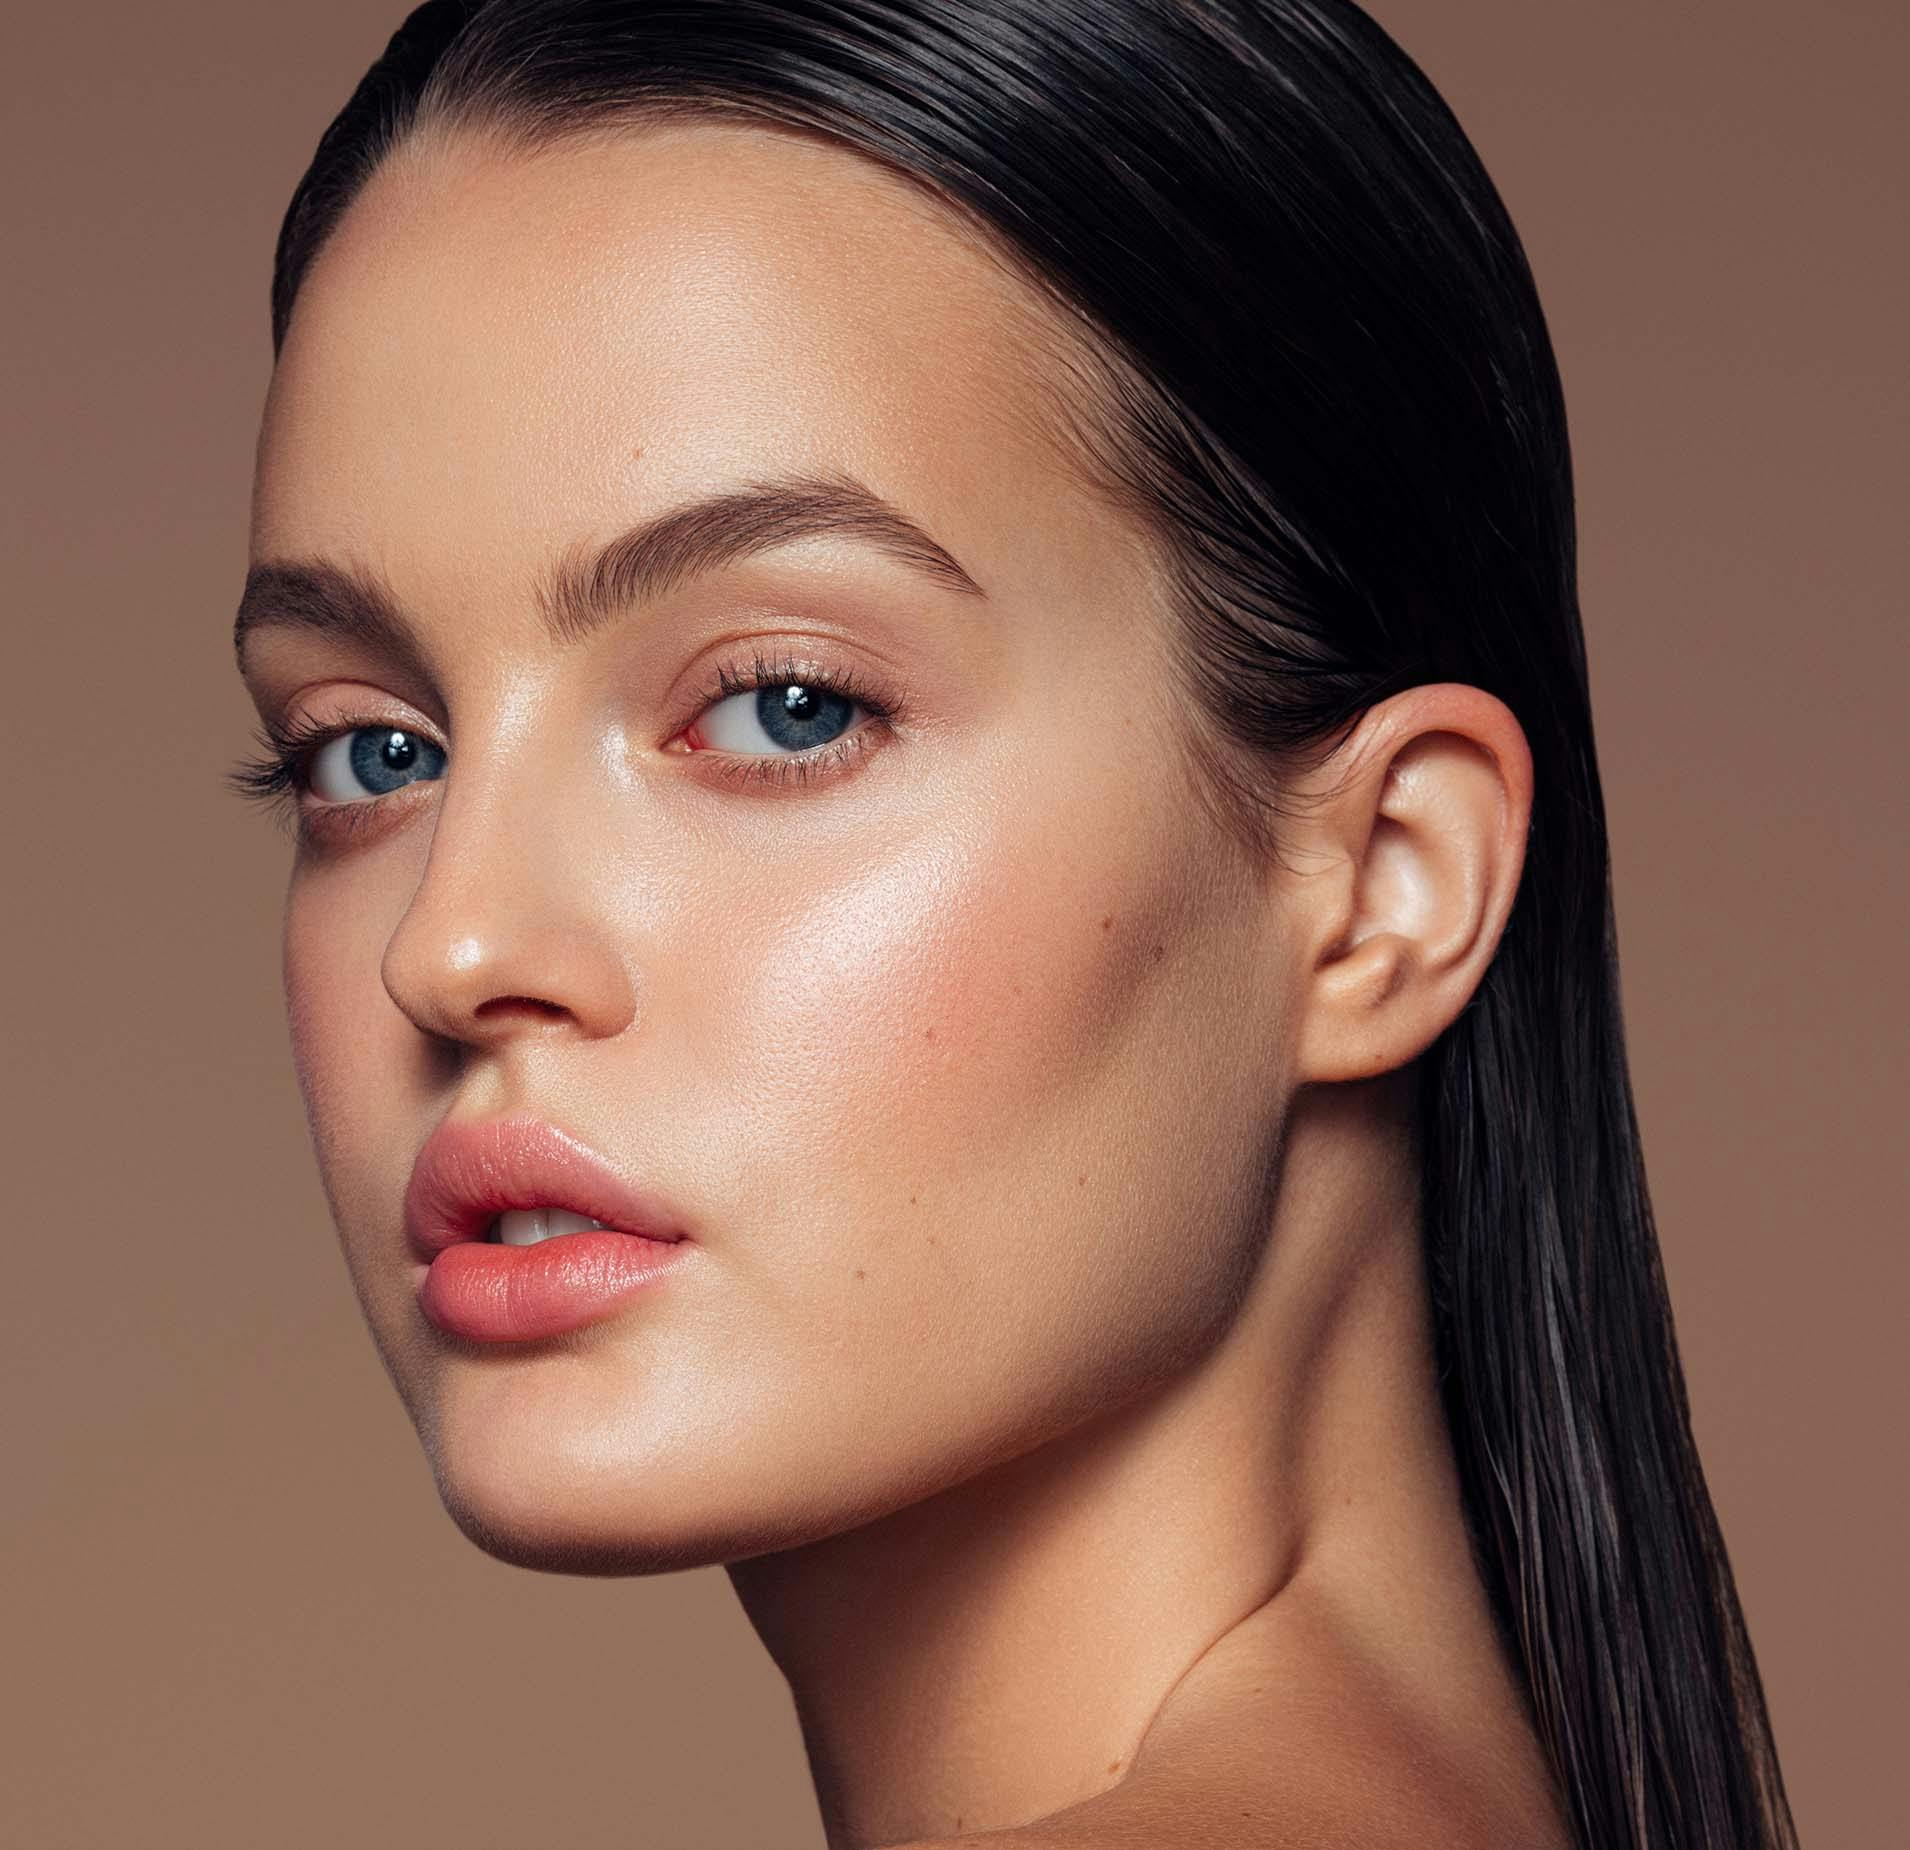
[378,741,639,1051]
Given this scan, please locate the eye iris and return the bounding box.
[756,683,853,751]
[347,727,444,795]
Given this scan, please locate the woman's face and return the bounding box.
[241,118,1298,1569]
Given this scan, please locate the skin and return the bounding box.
[236,116,1568,1849]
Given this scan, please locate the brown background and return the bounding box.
[3,3,1902,1845]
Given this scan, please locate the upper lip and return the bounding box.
[403,1114,691,1260]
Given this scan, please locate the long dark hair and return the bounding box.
[265,4,1798,1844]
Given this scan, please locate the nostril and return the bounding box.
[473,996,567,1022]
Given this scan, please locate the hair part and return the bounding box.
[268,6,1799,1846]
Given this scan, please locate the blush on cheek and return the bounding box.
[702,796,1192,1183]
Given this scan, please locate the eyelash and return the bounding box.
[224,646,905,841]
[688,647,902,790]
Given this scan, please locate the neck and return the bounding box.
[725,1080,1504,1849]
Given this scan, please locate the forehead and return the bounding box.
[254,116,1131,607]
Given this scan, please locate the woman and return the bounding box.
[227,3,1798,1845]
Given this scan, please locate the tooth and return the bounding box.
[496,1208,550,1246]
[494,1207,612,1245]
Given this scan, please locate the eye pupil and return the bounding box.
[752,681,853,751]
[341,725,445,797]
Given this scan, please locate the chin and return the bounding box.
[432,1477,725,1576]
[423,1438,787,1576]
[408,1365,898,1576]
[411,1384,719,1575]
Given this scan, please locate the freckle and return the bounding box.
[1151,941,1165,962]
[909,1195,917,1205]
[1078,1174,1087,1186]
[924,1026,935,1041]
[854,1267,865,1279]
[1107,1759,1122,1774]
[1100,913,1113,931]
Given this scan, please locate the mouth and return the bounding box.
[402,1114,692,1342]
[404,1113,691,1263]
[481,1207,626,1246]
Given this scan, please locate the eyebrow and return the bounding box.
[232,469,986,674]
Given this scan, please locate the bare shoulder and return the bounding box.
[891,1740,1564,1850]
[893,1595,1570,1850]
[892,1756,1563,1850]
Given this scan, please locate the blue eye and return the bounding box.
[692,681,863,755]
[307,726,448,803]
[670,647,906,790]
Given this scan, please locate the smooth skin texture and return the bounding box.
[237,117,1566,1849]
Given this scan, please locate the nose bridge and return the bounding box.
[379,716,638,1046]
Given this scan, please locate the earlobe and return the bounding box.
[1289,684,1532,1085]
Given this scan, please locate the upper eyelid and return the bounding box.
[260,688,438,752]
[268,645,899,780]
[284,711,437,773]
[692,645,902,723]
[269,639,898,737]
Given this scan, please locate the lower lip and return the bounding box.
[417,1231,688,1342]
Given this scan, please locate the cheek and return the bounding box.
[691,785,1178,1192]
[281,863,429,1268]
[679,754,1251,1380]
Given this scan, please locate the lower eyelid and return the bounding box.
[687,716,892,790]
[297,774,437,841]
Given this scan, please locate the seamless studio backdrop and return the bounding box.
[2,3,1902,1847]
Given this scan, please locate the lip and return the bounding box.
[404,1114,691,1342]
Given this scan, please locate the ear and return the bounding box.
[1281,683,1533,1085]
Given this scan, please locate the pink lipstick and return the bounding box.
[404,1114,691,1342]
